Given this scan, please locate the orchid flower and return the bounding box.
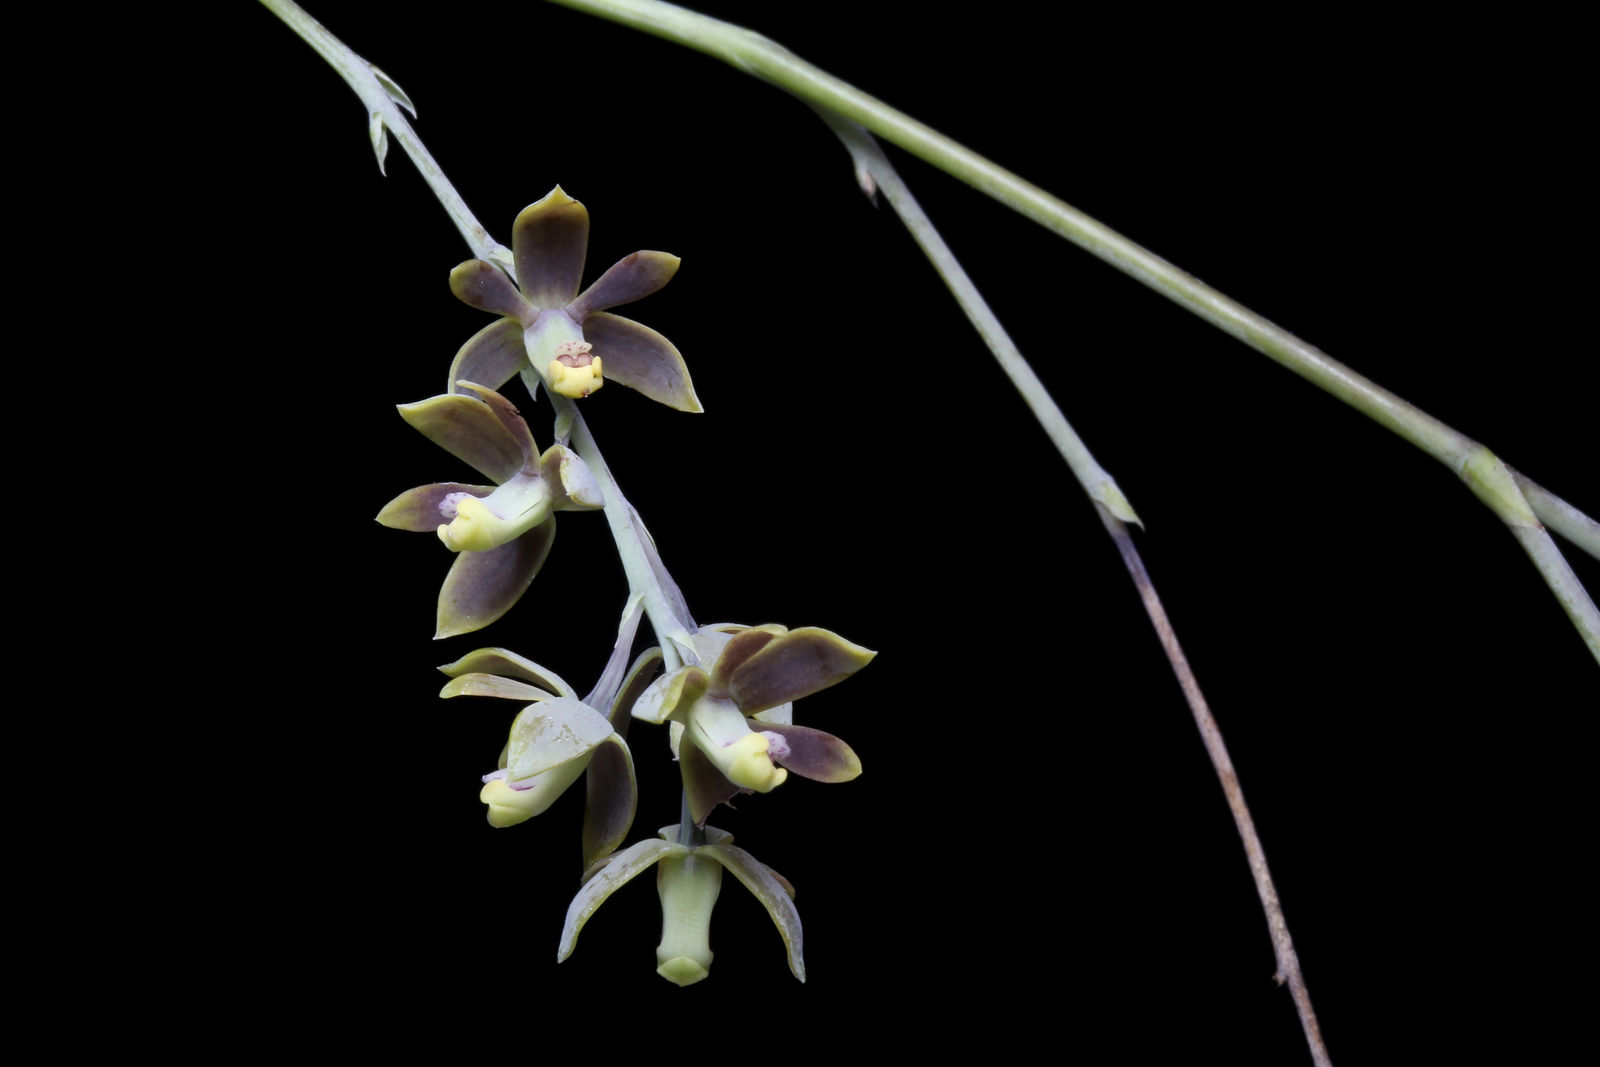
[560,824,803,986]
[446,187,700,410]
[376,382,602,637]
[630,623,873,824]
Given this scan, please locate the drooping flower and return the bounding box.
[376,382,603,638]
[438,634,657,867]
[559,824,804,986]
[630,623,874,825]
[446,187,700,411]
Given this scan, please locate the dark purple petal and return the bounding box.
[376,482,493,532]
[582,735,638,868]
[435,518,556,638]
[513,187,588,308]
[728,627,876,714]
[708,626,784,696]
[682,736,743,827]
[448,318,527,395]
[449,259,535,322]
[759,722,861,783]
[397,393,525,484]
[582,313,701,412]
[567,251,681,322]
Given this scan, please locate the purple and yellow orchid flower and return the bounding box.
[446,187,700,410]
[376,382,603,638]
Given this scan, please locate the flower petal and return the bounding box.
[728,627,877,714]
[506,697,615,780]
[582,313,701,412]
[453,382,538,466]
[630,665,710,725]
[398,393,526,484]
[449,259,535,322]
[436,646,576,698]
[682,736,742,827]
[567,251,681,322]
[702,843,806,983]
[514,187,588,308]
[582,596,647,714]
[708,626,787,696]
[559,838,683,964]
[759,722,861,783]
[448,318,527,395]
[438,672,557,702]
[434,519,555,638]
[376,482,492,532]
[582,734,638,868]
[609,647,664,729]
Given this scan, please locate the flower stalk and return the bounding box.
[548,0,1599,663]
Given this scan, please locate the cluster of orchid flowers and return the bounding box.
[377,189,874,985]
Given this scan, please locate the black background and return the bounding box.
[179,3,1596,1059]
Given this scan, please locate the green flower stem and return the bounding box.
[1514,473,1600,563]
[824,110,1330,1064]
[560,398,696,673]
[259,0,513,270]
[264,0,701,668]
[548,0,1598,665]
[816,112,1139,527]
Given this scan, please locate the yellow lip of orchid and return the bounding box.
[547,355,604,398]
[704,729,788,793]
[434,475,554,553]
[479,758,591,827]
[448,193,699,410]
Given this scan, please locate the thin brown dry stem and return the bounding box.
[1095,502,1331,1067]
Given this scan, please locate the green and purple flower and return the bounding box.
[446,187,700,410]
[376,382,603,637]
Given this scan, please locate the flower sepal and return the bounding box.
[627,623,872,818]
[560,824,804,986]
[446,186,701,411]
[379,382,603,637]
